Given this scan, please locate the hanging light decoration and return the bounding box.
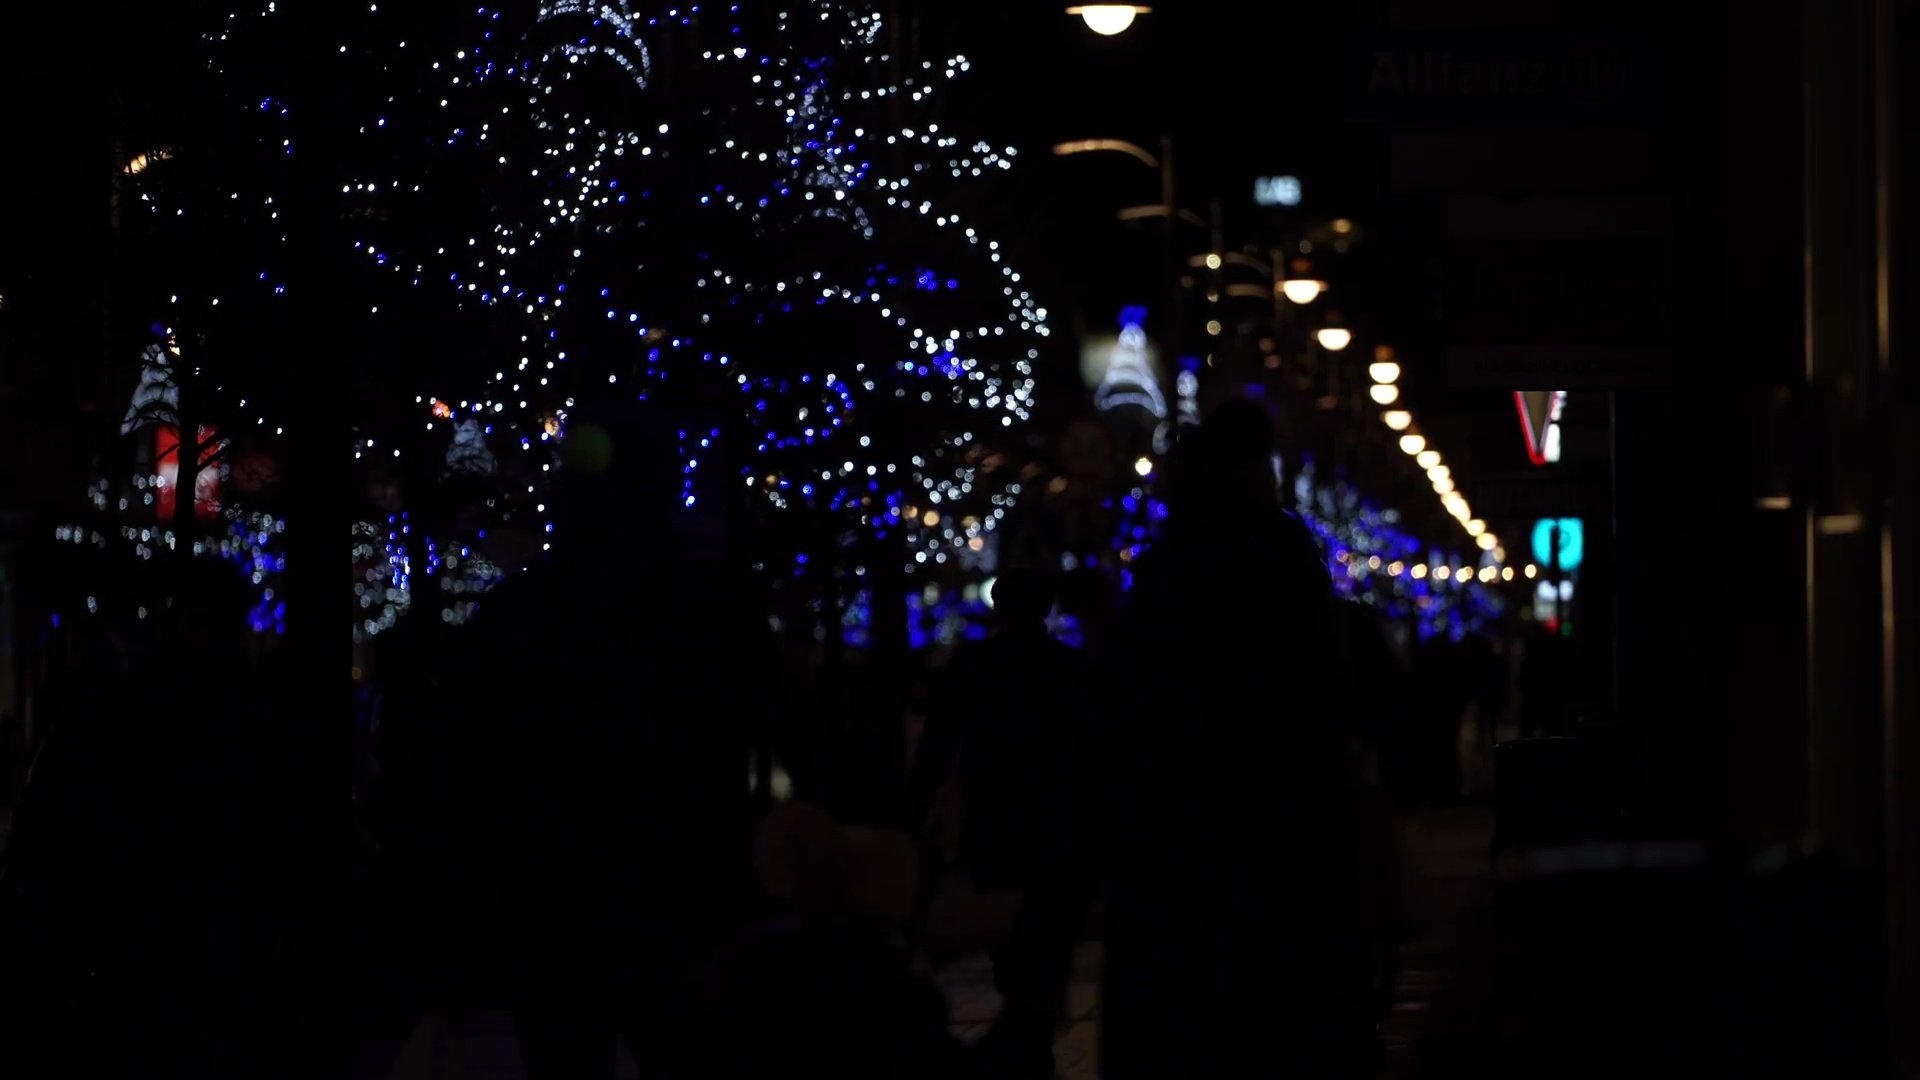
[1067,5,1150,35]
[1316,326,1353,351]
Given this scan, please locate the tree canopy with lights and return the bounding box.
[369,1,1053,576]
[53,0,1054,641]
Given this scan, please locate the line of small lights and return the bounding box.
[1370,345,1502,572]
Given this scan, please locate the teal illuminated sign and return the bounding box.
[1531,518,1583,571]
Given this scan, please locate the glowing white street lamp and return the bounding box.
[1316,327,1353,351]
[1416,449,1441,469]
[1368,383,1400,405]
[1398,433,1426,455]
[1382,410,1412,431]
[1281,279,1326,305]
[1068,5,1150,35]
[1369,361,1401,384]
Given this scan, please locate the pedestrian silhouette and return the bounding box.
[3,563,294,1078]
[911,567,1090,1078]
[1094,399,1377,1078]
[693,803,969,1080]
[433,397,765,1079]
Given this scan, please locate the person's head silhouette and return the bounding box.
[1165,398,1279,516]
[989,568,1056,631]
[555,396,682,554]
[1160,399,1332,599]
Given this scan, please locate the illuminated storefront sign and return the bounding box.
[1515,389,1567,465]
[1531,517,1583,571]
[1254,175,1303,207]
[155,424,223,520]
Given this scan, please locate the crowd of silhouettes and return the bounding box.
[3,562,314,1077]
[0,395,1540,1079]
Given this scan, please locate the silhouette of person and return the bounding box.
[1456,632,1503,797]
[1519,622,1566,738]
[435,397,764,1080]
[1334,598,1411,1012]
[912,569,1082,879]
[910,567,1090,1078]
[693,804,970,1080]
[1094,399,1376,1079]
[3,564,293,1078]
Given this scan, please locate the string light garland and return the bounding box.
[1370,346,1497,558]
[372,0,1051,576]
[56,0,1052,637]
[1291,458,1501,640]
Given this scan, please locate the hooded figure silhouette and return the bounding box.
[553,397,685,556]
[1096,398,1372,1080]
[434,395,763,1080]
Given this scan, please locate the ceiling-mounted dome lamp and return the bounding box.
[1067,5,1151,35]
[1315,326,1353,351]
[1281,278,1327,305]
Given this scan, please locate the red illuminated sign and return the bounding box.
[1514,390,1566,466]
[154,425,223,519]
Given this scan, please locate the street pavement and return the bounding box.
[934,941,1103,1080]
[927,807,1499,1080]
[378,942,1103,1080]
[368,812,1489,1080]
[380,1011,643,1080]
[1374,806,1515,1080]
[1378,806,1776,1080]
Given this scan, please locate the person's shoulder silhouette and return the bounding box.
[983,568,1076,651]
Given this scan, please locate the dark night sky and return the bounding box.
[904,0,1699,527]
[918,2,1381,339]
[909,0,1527,511]
[951,2,1685,456]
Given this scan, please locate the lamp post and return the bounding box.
[1191,246,1331,387]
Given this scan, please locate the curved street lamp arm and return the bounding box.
[1119,205,1208,229]
[1052,139,1162,170]
[1186,252,1279,276]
